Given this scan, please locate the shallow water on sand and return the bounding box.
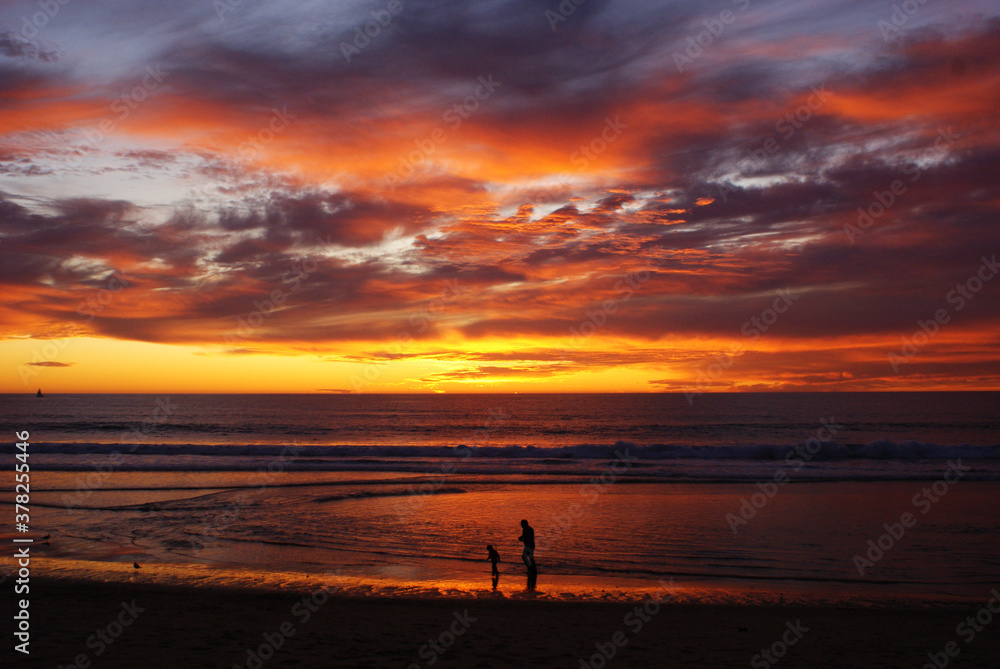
[9,471,999,606]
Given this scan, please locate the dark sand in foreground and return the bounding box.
[15,579,1000,668]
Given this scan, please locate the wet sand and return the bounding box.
[17,578,1000,668]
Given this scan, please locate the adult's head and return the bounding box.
[520,519,529,527]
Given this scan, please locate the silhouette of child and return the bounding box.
[486,544,500,577]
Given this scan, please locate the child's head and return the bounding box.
[486,544,494,551]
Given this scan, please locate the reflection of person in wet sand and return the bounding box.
[486,544,500,588]
[518,519,536,573]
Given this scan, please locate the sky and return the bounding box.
[1,0,999,393]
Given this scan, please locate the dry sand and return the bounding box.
[14,578,1000,668]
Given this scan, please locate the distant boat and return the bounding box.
[36,389,43,397]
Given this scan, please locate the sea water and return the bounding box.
[2,392,998,604]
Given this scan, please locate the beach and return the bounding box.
[4,393,999,666]
[23,578,1000,668]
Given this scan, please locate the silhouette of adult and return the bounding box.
[518,519,536,573]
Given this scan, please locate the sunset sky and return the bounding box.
[1,0,999,393]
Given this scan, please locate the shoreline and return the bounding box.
[17,556,988,609]
[18,577,1000,668]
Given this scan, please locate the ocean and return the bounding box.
[2,392,999,605]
